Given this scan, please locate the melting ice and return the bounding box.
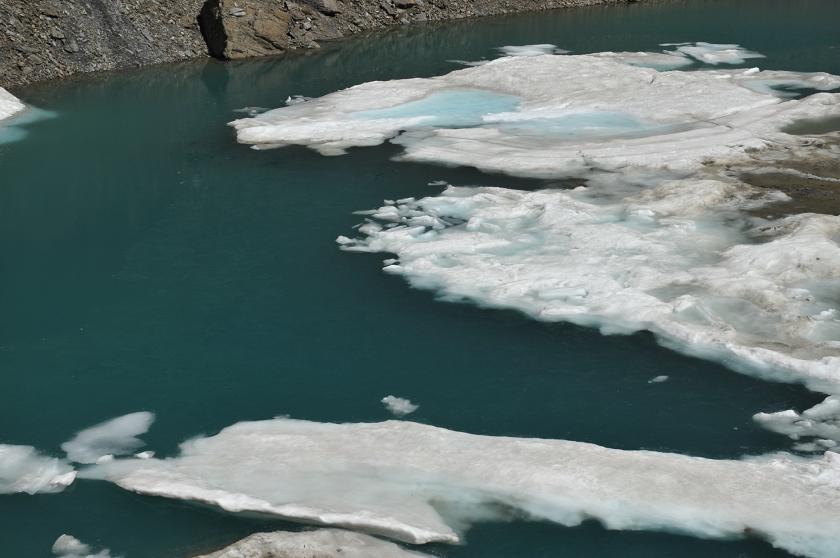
[61,411,155,464]
[0,445,75,494]
[85,418,840,558]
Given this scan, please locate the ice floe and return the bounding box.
[231,53,840,174]
[52,534,115,558]
[0,445,75,494]
[381,395,419,417]
[84,418,840,558]
[62,412,155,464]
[233,48,840,395]
[339,179,840,392]
[755,396,840,451]
[192,529,432,558]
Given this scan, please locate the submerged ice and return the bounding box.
[85,418,840,558]
[62,411,155,464]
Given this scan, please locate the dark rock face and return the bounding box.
[1,0,637,88]
[1,0,206,87]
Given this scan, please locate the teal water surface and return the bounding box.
[2,0,840,556]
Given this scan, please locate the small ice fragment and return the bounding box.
[52,535,91,556]
[134,451,155,460]
[382,396,419,417]
[52,534,114,558]
[648,375,670,384]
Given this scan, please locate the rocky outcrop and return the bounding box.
[1,0,638,88]
[199,0,292,59]
[1,0,206,87]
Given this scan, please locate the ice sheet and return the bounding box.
[86,418,840,558]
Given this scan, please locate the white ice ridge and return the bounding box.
[231,53,840,173]
[382,395,419,416]
[192,529,432,558]
[61,411,155,464]
[52,534,115,558]
[339,178,840,392]
[0,445,76,494]
[0,87,25,121]
[84,419,840,558]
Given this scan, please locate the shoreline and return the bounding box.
[1,0,638,89]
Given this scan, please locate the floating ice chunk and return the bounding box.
[192,529,432,558]
[86,418,840,558]
[382,396,419,417]
[0,87,25,121]
[52,534,115,558]
[53,535,91,556]
[755,396,840,449]
[232,54,840,174]
[62,412,155,464]
[0,445,76,494]
[340,181,840,390]
[669,42,765,65]
[648,375,670,384]
[497,44,568,57]
[134,451,155,460]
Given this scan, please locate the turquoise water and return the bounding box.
[356,89,521,127]
[2,0,839,555]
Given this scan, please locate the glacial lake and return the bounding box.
[2,0,839,556]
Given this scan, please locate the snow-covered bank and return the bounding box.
[86,418,840,558]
